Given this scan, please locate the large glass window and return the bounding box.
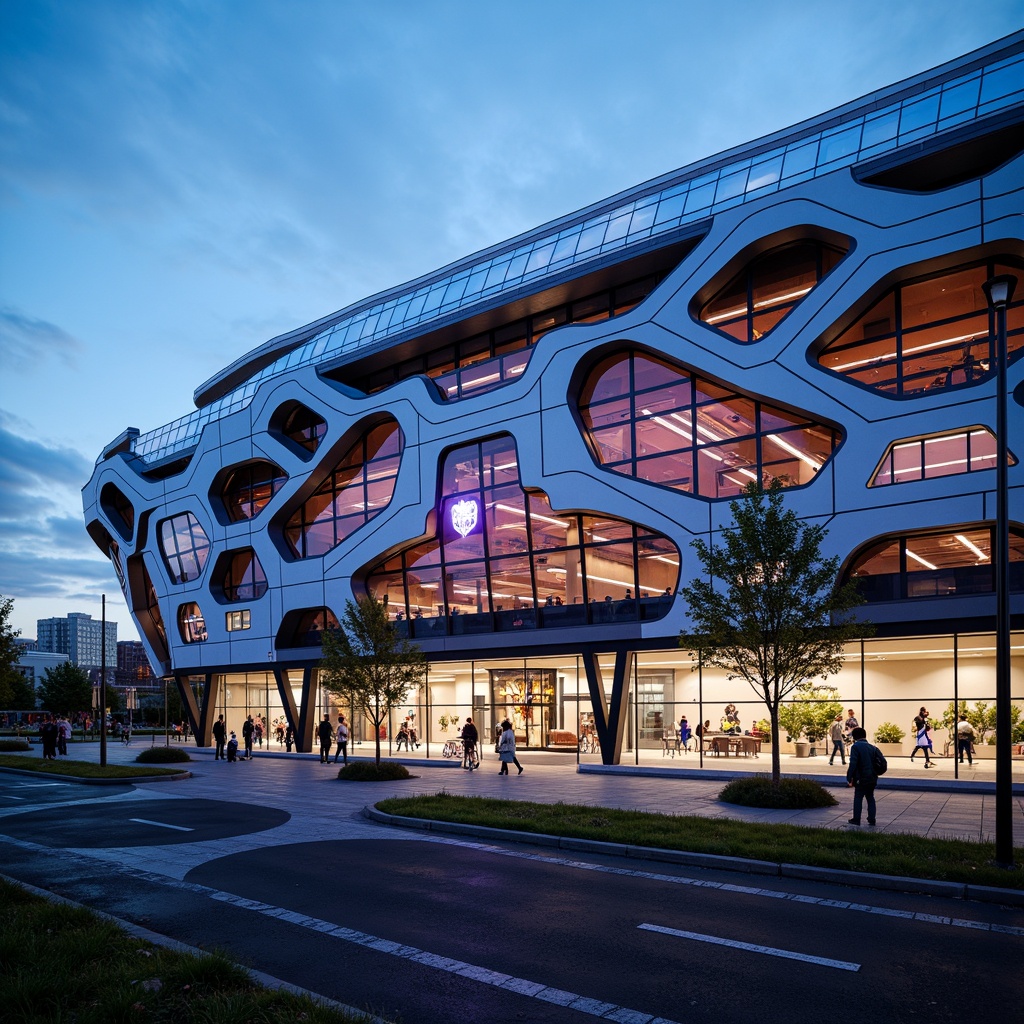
[347,272,669,401]
[817,256,1024,397]
[100,483,135,539]
[699,239,847,343]
[221,461,286,521]
[579,350,840,499]
[284,420,403,558]
[177,603,208,644]
[280,403,327,453]
[845,525,1024,602]
[364,436,680,637]
[870,427,1014,486]
[158,512,211,584]
[219,549,268,601]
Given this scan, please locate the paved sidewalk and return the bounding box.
[8,736,1024,846]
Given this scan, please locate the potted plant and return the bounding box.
[872,722,905,757]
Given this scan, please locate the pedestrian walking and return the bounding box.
[285,723,294,752]
[334,714,349,764]
[847,726,886,826]
[497,719,523,775]
[909,707,934,767]
[956,714,976,765]
[318,715,334,763]
[828,714,846,765]
[242,715,255,759]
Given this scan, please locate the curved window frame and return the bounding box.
[577,348,841,500]
[869,426,1016,486]
[284,420,403,559]
[697,238,847,344]
[218,548,269,602]
[843,523,1024,603]
[177,602,208,644]
[816,254,1024,398]
[363,436,680,638]
[220,461,287,522]
[157,512,211,584]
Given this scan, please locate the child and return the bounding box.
[226,731,239,762]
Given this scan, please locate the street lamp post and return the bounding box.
[982,273,1017,869]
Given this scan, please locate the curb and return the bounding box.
[0,765,192,785]
[576,762,1024,795]
[362,805,1024,907]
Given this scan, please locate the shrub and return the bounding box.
[337,760,413,782]
[135,747,191,764]
[0,739,31,752]
[874,722,905,744]
[719,776,837,809]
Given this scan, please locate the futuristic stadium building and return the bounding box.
[83,33,1024,762]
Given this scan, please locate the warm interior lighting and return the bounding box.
[905,548,938,571]
[955,534,989,561]
[494,502,569,528]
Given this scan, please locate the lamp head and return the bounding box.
[983,274,1017,311]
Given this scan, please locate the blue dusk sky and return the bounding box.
[2,1,1022,645]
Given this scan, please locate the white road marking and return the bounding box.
[129,818,193,832]
[638,922,861,972]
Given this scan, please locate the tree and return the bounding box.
[37,662,93,715]
[679,481,871,785]
[0,594,24,709]
[318,596,425,766]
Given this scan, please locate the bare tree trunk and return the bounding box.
[770,708,782,785]
[374,694,381,765]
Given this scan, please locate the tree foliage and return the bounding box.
[37,662,93,715]
[318,597,425,765]
[0,595,25,709]
[679,481,871,784]
[778,682,843,743]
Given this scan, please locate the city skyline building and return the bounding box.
[83,32,1024,761]
[35,612,118,672]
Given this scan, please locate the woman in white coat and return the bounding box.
[497,719,523,775]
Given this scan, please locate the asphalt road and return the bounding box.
[1,766,1022,1023]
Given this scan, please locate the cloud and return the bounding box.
[0,421,93,503]
[0,309,81,373]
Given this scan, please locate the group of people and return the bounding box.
[317,714,350,764]
[827,709,861,765]
[395,720,420,750]
[37,714,72,759]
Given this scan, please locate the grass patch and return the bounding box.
[0,879,377,1023]
[720,776,837,808]
[0,754,186,780]
[338,761,413,782]
[376,792,1024,890]
[135,747,192,764]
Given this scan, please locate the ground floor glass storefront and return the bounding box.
[193,631,1022,774]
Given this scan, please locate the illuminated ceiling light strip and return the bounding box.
[752,284,812,309]
[494,502,569,528]
[905,548,938,571]
[954,534,989,561]
[764,432,823,471]
[828,329,988,372]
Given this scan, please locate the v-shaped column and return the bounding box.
[581,648,634,765]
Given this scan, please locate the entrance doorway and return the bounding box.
[489,668,556,747]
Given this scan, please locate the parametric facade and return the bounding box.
[83,34,1024,763]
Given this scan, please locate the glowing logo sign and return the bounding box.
[450,498,479,538]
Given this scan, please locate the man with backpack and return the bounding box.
[846,726,886,826]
